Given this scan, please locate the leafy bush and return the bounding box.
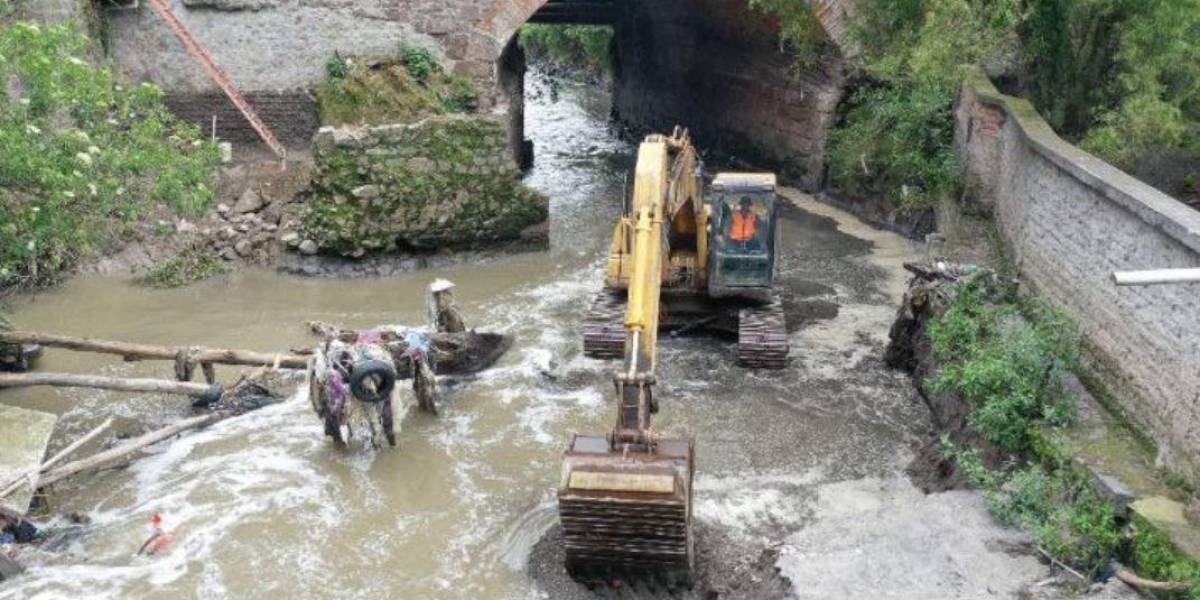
[0,22,220,290]
[945,441,1122,574]
[1131,525,1200,598]
[928,276,1079,453]
[400,45,435,83]
[748,0,827,71]
[135,242,227,288]
[519,24,614,77]
[1080,0,1200,172]
[822,0,1020,210]
[325,52,348,81]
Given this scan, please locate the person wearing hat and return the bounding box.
[428,279,466,334]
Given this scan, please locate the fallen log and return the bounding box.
[1115,565,1194,594]
[36,412,227,490]
[0,331,308,370]
[0,373,223,402]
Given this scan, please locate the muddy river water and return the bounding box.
[1,76,1063,599]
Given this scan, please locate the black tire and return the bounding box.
[349,359,396,404]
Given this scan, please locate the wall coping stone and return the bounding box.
[960,65,1200,257]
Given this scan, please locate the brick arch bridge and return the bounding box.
[106,0,854,188]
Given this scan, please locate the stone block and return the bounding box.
[0,406,58,518]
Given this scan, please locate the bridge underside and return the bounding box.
[527,0,615,25]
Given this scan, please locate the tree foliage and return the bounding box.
[753,0,1200,206]
[1079,0,1200,172]
[0,22,220,290]
[824,0,1020,210]
[518,25,614,77]
[747,0,827,71]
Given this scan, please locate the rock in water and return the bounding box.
[299,240,319,255]
[233,188,265,214]
[0,554,24,581]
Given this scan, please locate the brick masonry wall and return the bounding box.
[955,67,1200,483]
[165,90,319,146]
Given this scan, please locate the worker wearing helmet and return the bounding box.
[730,196,758,244]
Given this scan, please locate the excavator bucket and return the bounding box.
[557,434,695,583]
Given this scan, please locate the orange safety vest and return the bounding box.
[730,211,757,241]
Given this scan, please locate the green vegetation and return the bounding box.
[134,242,227,288]
[1078,0,1200,175]
[0,22,220,291]
[755,0,1200,207]
[747,0,827,71]
[518,25,614,78]
[827,0,1020,210]
[1130,524,1200,599]
[930,277,1122,575]
[930,274,1199,589]
[927,275,1079,453]
[302,117,546,256]
[316,46,478,127]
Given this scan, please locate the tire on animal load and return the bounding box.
[349,359,396,404]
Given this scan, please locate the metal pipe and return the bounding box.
[1112,268,1200,287]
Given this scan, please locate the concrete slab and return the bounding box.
[0,405,58,518]
[1132,496,1200,560]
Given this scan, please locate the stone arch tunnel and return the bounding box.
[105,0,853,189]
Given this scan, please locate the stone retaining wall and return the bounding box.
[301,115,547,256]
[955,66,1200,484]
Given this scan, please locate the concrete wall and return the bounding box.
[612,0,849,190]
[955,66,1200,483]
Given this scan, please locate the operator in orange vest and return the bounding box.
[730,196,758,243]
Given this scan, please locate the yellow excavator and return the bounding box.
[558,128,788,582]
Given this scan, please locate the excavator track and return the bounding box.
[737,299,790,369]
[582,291,626,359]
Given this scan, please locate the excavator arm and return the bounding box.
[558,132,697,582]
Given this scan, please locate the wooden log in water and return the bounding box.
[0,373,223,401]
[35,412,227,490]
[0,331,308,370]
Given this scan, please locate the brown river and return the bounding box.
[1,75,1069,599]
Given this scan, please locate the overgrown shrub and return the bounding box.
[747,0,827,71]
[0,22,220,290]
[1080,0,1200,173]
[1130,525,1200,599]
[755,0,1199,207]
[518,24,614,78]
[134,242,227,288]
[947,435,1123,574]
[822,0,1019,210]
[316,49,477,127]
[927,275,1079,453]
[400,45,435,83]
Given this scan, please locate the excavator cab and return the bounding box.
[708,174,778,299]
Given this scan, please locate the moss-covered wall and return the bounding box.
[301,115,547,256]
